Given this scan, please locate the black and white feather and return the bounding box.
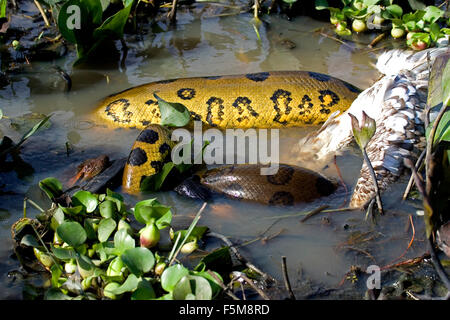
[294,47,449,208]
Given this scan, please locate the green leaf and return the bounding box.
[190,271,223,298]
[109,274,139,294]
[81,0,103,25]
[140,162,175,192]
[98,218,117,242]
[134,198,172,226]
[121,247,155,277]
[113,228,135,255]
[99,200,117,219]
[39,177,63,200]
[51,245,77,260]
[20,234,40,248]
[57,0,89,45]
[93,1,133,40]
[44,288,72,300]
[426,110,450,144]
[57,221,87,247]
[385,4,402,18]
[58,204,84,215]
[106,188,124,202]
[315,0,329,10]
[423,6,444,24]
[84,218,99,240]
[161,264,189,292]
[17,115,52,147]
[443,59,450,107]
[50,264,63,288]
[131,279,156,300]
[0,0,6,18]
[72,190,98,213]
[155,94,191,127]
[172,275,212,300]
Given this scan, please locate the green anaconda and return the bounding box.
[94,71,360,202]
[174,164,338,205]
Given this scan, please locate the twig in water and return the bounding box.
[362,147,384,215]
[380,215,415,270]
[368,32,386,48]
[281,256,296,300]
[265,206,355,221]
[300,205,329,223]
[208,232,276,283]
[402,148,426,200]
[206,270,240,300]
[33,0,50,27]
[380,253,430,271]
[319,32,355,51]
[238,273,270,300]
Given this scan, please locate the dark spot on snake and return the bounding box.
[315,177,336,196]
[105,99,132,124]
[156,79,177,84]
[245,72,270,82]
[318,89,340,114]
[267,165,294,185]
[298,95,314,115]
[343,81,361,93]
[190,111,202,121]
[203,76,222,80]
[145,99,158,106]
[141,120,150,126]
[150,161,164,172]
[206,97,225,127]
[308,72,330,82]
[271,89,292,125]
[177,88,196,100]
[127,147,147,166]
[136,129,159,144]
[269,191,294,206]
[232,97,259,122]
[159,143,171,154]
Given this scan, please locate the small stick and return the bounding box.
[281,256,296,300]
[380,253,430,271]
[206,270,240,300]
[208,232,276,283]
[319,32,355,51]
[362,147,384,215]
[239,273,270,300]
[402,149,426,200]
[368,32,386,48]
[33,0,50,27]
[265,207,355,221]
[380,215,415,270]
[300,205,329,223]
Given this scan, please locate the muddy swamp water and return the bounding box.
[0,0,449,300]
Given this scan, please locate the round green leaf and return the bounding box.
[161,264,189,292]
[172,275,212,300]
[113,228,135,255]
[56,221,87,247]
[98,218,117,243]
[72,191,98,213]
[121,247,155,277]
[99,200,116,219]
[39,177,63,200]
[131,279,156,300]
[58,204,84,215]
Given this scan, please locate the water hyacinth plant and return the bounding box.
[10,177,231,300]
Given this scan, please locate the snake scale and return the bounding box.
[95,71,361,204]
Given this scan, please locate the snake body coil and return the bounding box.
[97,71,360,200]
